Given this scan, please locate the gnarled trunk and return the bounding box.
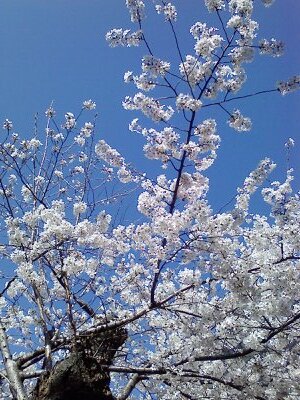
[32,328,127,400]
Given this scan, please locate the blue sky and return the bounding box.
[0,0,299,214]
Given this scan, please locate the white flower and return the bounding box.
[54,170,64,178]
[95,140,125,167]
[190,23,223,58]
[179,56,212,87]
[277,76,300,95]
[34,176,45,186]
[155,3,177,21]
[80,122,94,137]
[106,29,143,47]
[45,106,56,118]
[64,112,76,129]
[96,211,111,233]
[285,138,295,148]
[204,0,225,12]
[129,118,142,133]
[8,174,17,184]
[21,186,32,203]
[229,0,253,16]
[176,94,202,111]
[143,127,180,161]
[3,119,13,130]
[243,331,265,350]
[133,73,156,91]
[28,139,42,149]
[124,71,134,83]
[117,166,134,183]
[122,93,174,122]
[215,65,246,93]
[228,110,252,131]
[74,136,86,146]
[262,0,274,6]
[259,38,284,57]
[73,201,87,216]
[79,152,88,162]
[142,56,170,77]
[235,158,276,212]
[126,0,145,22]
[227,15,243,29]
[82,99,96,110]
[73,166,85,174]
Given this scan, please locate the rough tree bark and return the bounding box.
[31,328,127,400]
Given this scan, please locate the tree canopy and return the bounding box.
[0,1,299,399]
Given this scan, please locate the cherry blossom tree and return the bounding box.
[0,1,299,399]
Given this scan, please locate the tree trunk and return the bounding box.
[31,328,127,400]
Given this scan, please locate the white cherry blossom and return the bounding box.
[0,2,299,400]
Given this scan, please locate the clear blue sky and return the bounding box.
[0,0,299,213]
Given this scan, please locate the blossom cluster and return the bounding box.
[179,56,212,87]
[204,0,225,12]
[259,38,284,57]
[228,109,252,132]
[190,22,223,59]
[95,139,125,167]
[235,158,276,213]
[106,28,143,47]
[277,75,300,95]
[176,94,202,111]
[142,55,170,77]
[126,0,145,22]
[123,92,174,121]
[155,3,177,21]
